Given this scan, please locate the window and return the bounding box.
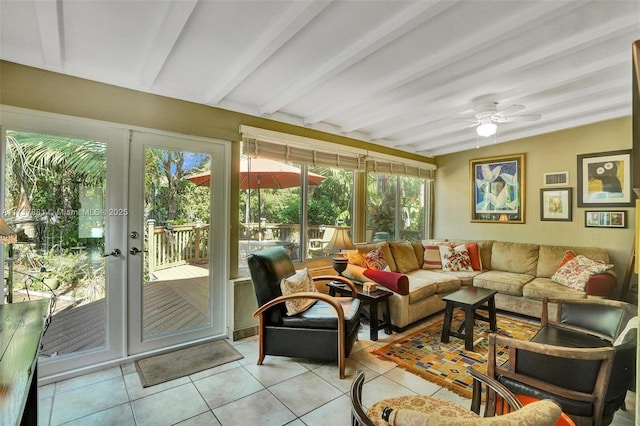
[366,174,427,243]
[237,156,355,270]
[236,126,435,274]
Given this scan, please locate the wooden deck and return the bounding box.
[40,264,210,357]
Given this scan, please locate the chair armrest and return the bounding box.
[252,292,347,322]
[313,275,358,297]
[468,366,522,416]
[488,333,616,404]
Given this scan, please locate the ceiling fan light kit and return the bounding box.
[476,120,497,137]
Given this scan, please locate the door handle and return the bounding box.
[130,247,148,255]
[102,249,122,257]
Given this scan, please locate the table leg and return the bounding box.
[464,307,475,351]
[383,297,392,335]
[441,303,453,343]
[370,300,379,341]
[488,296,497,332]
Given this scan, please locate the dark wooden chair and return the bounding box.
[487,298,636,426]
[248,246,361,379]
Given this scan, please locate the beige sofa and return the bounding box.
[344,240,616,329]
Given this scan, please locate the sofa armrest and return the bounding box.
[585,271,617,297]
[363,269,409,295]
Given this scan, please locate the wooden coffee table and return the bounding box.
[327,281,392,341]
[441,286,498,351]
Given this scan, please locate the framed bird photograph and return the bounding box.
[577,150,633,207]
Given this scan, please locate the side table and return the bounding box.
[327,281,392,341]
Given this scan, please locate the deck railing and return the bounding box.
[147,220,209,273]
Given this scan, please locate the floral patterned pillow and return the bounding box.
[438,244,473,272]
[551,255,613,292]
[280,268,318,316]
[364,248,388,270]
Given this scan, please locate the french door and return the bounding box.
[127,130,228,355]
[1,107,229,378]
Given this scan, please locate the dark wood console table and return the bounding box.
[0,299,50,426]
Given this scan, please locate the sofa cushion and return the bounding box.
[551,255,613,292]
[464,242,483,271]
[473,270,534,296]
[422,245,443,269]
[354,242,397,272]
[491,241,539,275]
[345,249,366,267]
[390,241,421,273]
[442,270,484,286]
[363,269,409,295]
[439,244,473,271]
[406,270,461,294]
[342,263,368,282]
[537,245,610,278]
[364,247,389,270]
[522,277,588,300]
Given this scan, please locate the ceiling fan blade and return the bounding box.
[502,114,541,122]
[494,104,525,117]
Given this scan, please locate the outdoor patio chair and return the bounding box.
[248,246,361,379]
[487,298,637,426]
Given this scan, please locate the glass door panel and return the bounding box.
[128,131,227,354]
[1,110,128,378]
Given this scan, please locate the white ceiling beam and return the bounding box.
[258,1,458,116]
[303,1,583,126]
[339,16,637,133]
[205,1,332,106]
[34,0,63,71]
[386,63,629,145]
[138,0,198,89]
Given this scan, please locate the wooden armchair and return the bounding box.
[248,246,361,379]
[487,298,636,426]
[350,369,562,425]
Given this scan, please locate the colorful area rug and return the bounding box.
[372,312,540,398]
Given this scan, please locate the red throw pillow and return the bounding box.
[363,269,409,295]
[465,242,482,271]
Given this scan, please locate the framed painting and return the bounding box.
[585,210,627,228]
[577,150,633,207]
[470,153,525,223]
[540,188,572,221]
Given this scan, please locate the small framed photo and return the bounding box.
[540,188,572,221]
[584,210,627,228]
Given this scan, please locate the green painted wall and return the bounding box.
[435,116,635,297]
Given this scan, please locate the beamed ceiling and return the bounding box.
[1,0,638,157]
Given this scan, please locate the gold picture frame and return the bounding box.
[470,153,525,223]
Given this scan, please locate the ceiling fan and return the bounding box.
[462,102,541,137]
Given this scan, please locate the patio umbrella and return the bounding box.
[185,158,325,238]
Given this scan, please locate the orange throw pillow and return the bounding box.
[558,250,576,269]
[465,242,482,271]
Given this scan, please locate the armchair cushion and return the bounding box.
[280,268,318,316]
[281,298,361,330]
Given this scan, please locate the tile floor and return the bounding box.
[38,319,637,426]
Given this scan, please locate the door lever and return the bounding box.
[130,247,148,255]
[102,249,122,257]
